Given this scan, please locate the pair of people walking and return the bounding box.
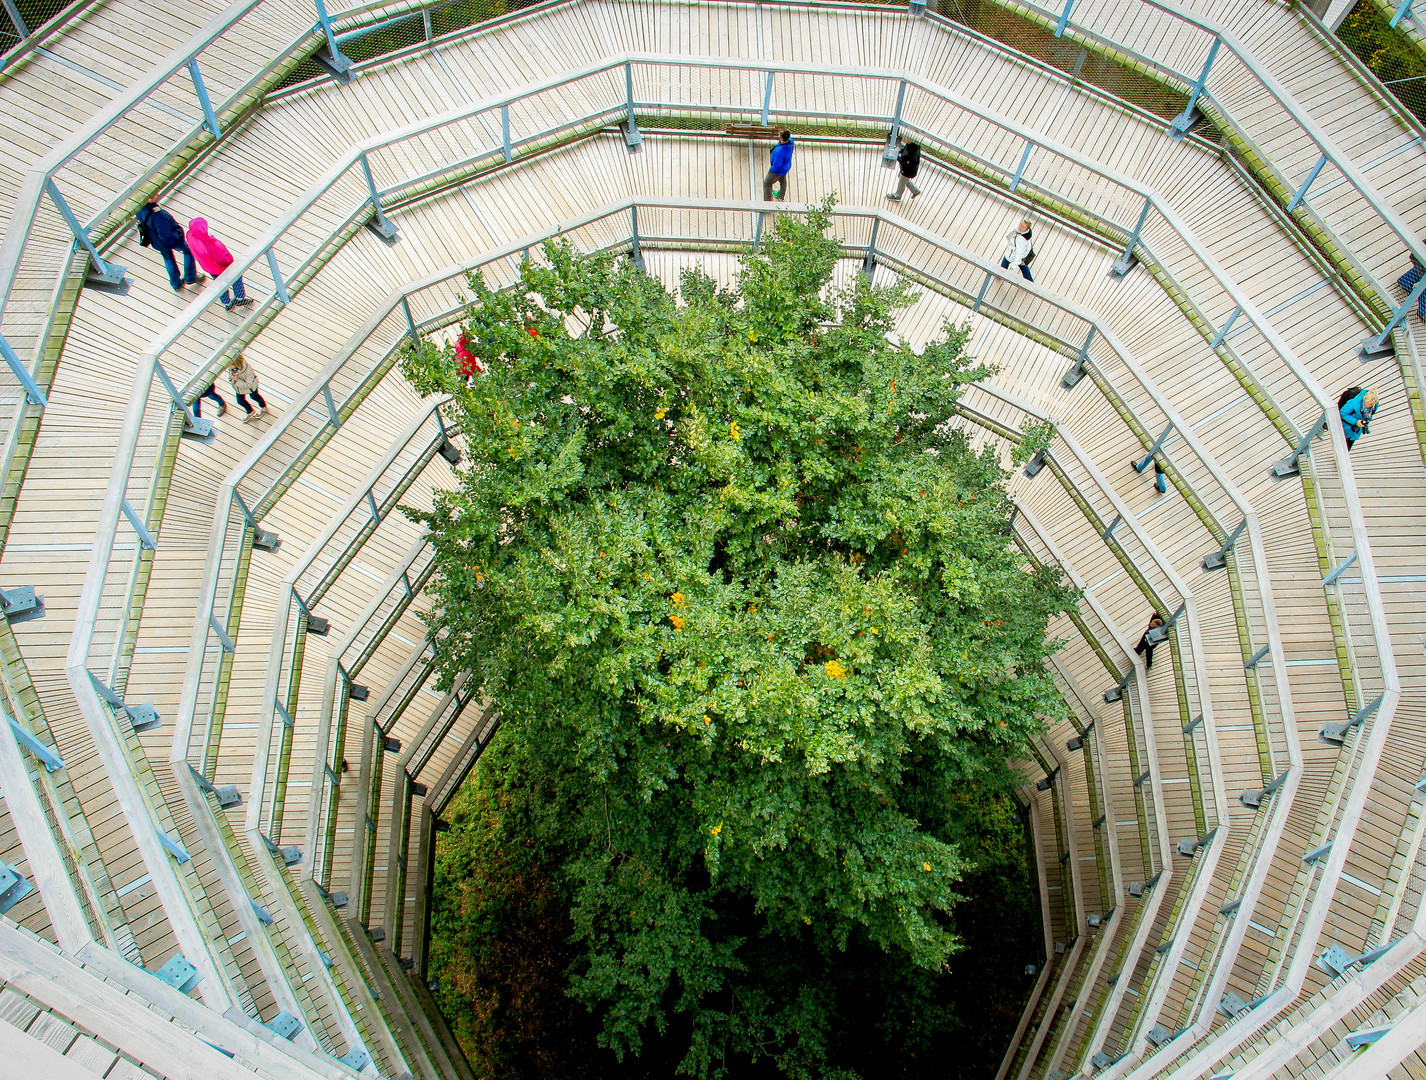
[137,196,253,310]
[195,354,268,423]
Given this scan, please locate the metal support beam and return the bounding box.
[1,0,29,38]
[1203,518,1247,571]
[1322,550,1358,587]
[312,0,354,82]
[265,248,289,305]
[401,298,419,344]
[630,206,645,272]
[322,383,340,428]
[208,613,235,653]
[883,79,907,164]
[1133,421,1174,472]
[154,360,212,439]
[121,499,157,550]
[1101,513,1122,541]
[622,62,641,151]
[1009,140,1034,192]
[1272,412,1327,478]
[1062,326,1095,387]
[1112,197,1151,277]
[761,70,774,127]
[1391,0,1414,27]
[1362,271,1426,356]
[359,152,398,240]
[1287,153,1327,212]
[0,333,47,407]
[863,216,879,279]
[501,105,512,163]
[1055,0,1076,35]
[45,179,126,285]
[1209,306,1240,348]
[186,60,221,137]
[1171,36,1220,135]
[4,711,63,771]
[972,268,993,312]
[1320,692,1384,745]
[1244,644,1270,669]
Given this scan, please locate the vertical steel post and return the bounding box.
[266,248,290,305]
[186,59,222,137]
[501,105,511,162]
[1112,196,1152,277]
[1172,36,1220,133]
[1287,153,1327,212]
[313,0,354,74]
[630,206,645,271]
[0,333,47,406]
[1133,422,1174,472]
[1363,272,1426,355]
[625,62,637,128]
[1009,140,1035,192]
[45,179,125,284]
[761,71,774,127]
[863,217,879,280]
[422,8,433,40]
[359,152,397,239]
[1391,0,1414,27]
[1055,0,1076,37]
[1209,306,1240,349]
[972,269,993,313]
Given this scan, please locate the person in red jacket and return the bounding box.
[455,334,484,377]
[186,218,253,311]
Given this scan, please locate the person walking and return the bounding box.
[762,129,794,202]
[1134,613,1166,671]
[195,382,227,419]
[136,196,206,292]
[1338,386,1378,451]
[227,353,267,423]
[1000,218,1035,281]
[886,137,922,201]
[186,218,253,311]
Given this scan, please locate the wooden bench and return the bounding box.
[724,123,782,139]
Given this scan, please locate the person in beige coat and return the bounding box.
[227,353,267,422]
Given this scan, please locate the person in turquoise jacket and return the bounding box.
[762,130,794,201]
[1339,386,1378,451]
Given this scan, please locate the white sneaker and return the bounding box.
[242,410,256,423]
[886,192,901,200]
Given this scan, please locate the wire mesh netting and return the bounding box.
[1336,0,1426,124]
[0,0,80,55]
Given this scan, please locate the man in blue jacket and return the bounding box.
[762,129,794,202]
[136,196,205,292]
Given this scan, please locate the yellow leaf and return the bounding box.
[825,659,848,680]
[923,862,932,872]
[669,615,686,631]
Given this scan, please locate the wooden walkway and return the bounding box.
[0,3,1422,1079]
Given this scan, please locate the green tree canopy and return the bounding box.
[404,203,1074,1077]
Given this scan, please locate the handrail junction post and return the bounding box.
[312,0,355,83]
[358,152,398,240]
[622,62,642,152]
[1171,35,1220,138]
[1112,196,1151,277]
[883,78,906,165]
[45,179,126,286]
[186,60,222,138]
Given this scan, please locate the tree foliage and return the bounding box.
[405,203,1074,1077]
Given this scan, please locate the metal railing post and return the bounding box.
[1133,422,1174,472]
[883,78,907,164]
[153,359,213,439]
[1272,411,1327,478]
[358,152,398,240]
[1112,196,1152,277]
[629,206,645,271]
[44,180,126,285]
[501,104,511,163]
[186,60,222,138]
[1287,153,1327,212]
[1390,0,1414,27]
[1055,0,1076,37]
[1209,306,1241,349]
[0,332,46,406]
[422,7,432,41]
[1362,273,1426,356]
[1063,326,1095,387]
[312,0,354,81]
[1009,140,1035,192]
[863,216,879,279]
[761,71,774,127]
[972,268,993,312]
[265,248,289,305]
[1172,36,1220,134]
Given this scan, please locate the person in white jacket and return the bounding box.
[227,353,268,422]
[1000,219,1035,281]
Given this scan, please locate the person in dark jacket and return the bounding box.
[886,137,922,201]
[136,196,205,292]
[1134,613,1166,671]
[762,129,794,202]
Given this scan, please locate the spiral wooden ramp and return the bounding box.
[0,0,1422,1077]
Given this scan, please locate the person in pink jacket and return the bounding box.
[186,217,253,311]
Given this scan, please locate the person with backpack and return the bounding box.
[227,353,267,422]
[762,129,794,202]
[186,217,253,311]
[1338,386,1379,451]
[136,196,205,292]
[1000,218,1035,281]
[1134,613,1166,671]
[886,136,922,201]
